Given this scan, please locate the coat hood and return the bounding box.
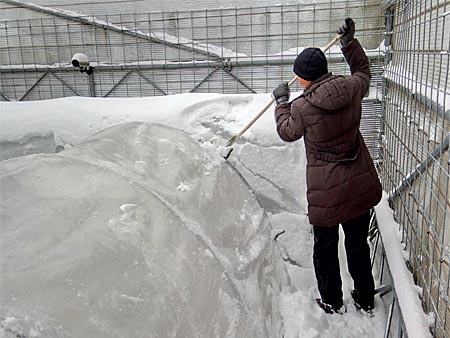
[303,73,353,111]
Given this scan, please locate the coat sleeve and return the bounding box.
[274,100,306,142]
[341,39,371,99]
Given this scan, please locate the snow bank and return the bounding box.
[0,122,285,338]
[0,93,430,337]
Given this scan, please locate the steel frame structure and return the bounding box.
[0,1,384,99]
[3,1,450,337]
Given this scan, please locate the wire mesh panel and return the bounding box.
[0,1,384,98]
[381,0,450,337]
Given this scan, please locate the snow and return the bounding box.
[0,93,427,337]
[374,193,433,338]
[1,121,281,337]
[384,63,450,121]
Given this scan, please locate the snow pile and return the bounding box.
[0,122,285,338]
[0,93,429,337]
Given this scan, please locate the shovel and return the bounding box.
[223,33,343,160]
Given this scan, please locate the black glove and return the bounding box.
[337,17,355,46]
[273,82,290,105]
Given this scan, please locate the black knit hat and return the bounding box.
[293,48,328,81]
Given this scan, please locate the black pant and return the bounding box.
[312,211,375,308]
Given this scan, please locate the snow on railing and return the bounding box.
[383,64,450,121]
[375,193,433,338]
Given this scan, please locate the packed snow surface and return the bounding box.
[0,93,427,337]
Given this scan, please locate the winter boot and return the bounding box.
[351,290,374,315]
[315,299,345,314]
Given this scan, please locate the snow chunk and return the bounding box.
[176,182,191,191]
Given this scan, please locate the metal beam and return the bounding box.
[19,72,48,101]
[224,70,257,94]
[0,54,383,74]
[88,73,96,97]
[136,71,167,95]
[389,133,450,201]
[50,73,81,96]
[0,92,11,101]
[189,67,220,93]
[103,70,133,97]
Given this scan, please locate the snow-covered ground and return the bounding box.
[0,93,427,337]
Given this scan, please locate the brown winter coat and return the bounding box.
[275,39,382,227]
